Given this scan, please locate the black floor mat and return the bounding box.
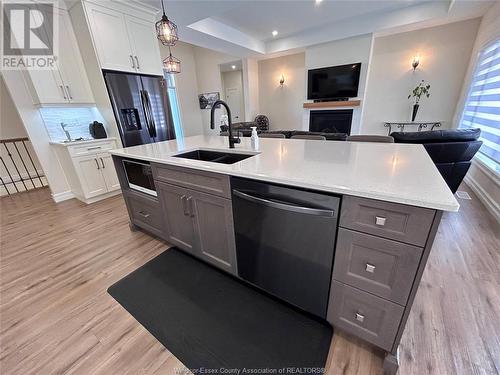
[108,248,333,374]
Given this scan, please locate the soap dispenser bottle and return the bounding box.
[250,126,259,150]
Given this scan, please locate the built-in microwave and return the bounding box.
[122,159,157,197]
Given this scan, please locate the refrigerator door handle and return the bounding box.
[143,90,157,139]
[139,90,152,135]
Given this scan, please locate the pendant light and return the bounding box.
[163,46,181,74]
[156,0,178,46]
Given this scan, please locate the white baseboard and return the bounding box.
[52,191,75,203]
[464,175,500,224]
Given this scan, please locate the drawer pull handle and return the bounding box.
[138,211,150,218]
[355,312,365,323]
[365,263,376,273]
[375,216,386,226]
[87,146,102,151]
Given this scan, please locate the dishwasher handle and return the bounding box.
[233,189,334,217]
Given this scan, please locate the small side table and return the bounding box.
[384,122,441,135]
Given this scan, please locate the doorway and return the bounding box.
[219,61,245,123]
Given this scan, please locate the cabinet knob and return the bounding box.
[375,216,386,226]
[355,312,365,323]
[365,263,376,273]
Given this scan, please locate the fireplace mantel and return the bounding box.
[303,100,361,109]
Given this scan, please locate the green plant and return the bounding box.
[408,80,431,104]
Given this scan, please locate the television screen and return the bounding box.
[307,63,361,100]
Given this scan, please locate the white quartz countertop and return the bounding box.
[50,137,117,147]
[109,135,459,212]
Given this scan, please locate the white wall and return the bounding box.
[221,70,245,122]
[454,2,500,222]
[160,41,204,137]
[304,34,373,134]
[1,76,27,139]
[363,18,480,135]
[242,58,260,122]
[192,46,240,135]
[258,53,305,130]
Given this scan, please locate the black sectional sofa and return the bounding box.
[391,128,482,193]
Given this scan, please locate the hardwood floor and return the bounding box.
[0,185,498,374]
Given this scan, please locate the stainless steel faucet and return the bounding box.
[210,100,240,149]
[61,122,71,142]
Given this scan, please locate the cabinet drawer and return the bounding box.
[333,229,422,305]
[340,196,435,246]
[124,191,165,239]
[327,281,404,351]
[67,141,116,157]
[152,163,231,198]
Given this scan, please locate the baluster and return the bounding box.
[3,143,28,191]
[21,140,44,186]
[13,141,36,189]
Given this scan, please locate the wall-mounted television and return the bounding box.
[307,63,361,101]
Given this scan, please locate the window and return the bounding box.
[164,73,184,139]
[459,38,500,173]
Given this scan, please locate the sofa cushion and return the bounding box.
[391,128,481,144]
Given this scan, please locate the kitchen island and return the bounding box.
[110,135,459,374]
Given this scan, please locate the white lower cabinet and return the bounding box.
[51,139,120,203]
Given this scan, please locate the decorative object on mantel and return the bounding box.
[156,0,181,74]
[303,100,360,109]
[384,122,441,135]
[198,92,220,109]
[408,80,431,121]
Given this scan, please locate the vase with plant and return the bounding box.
[408,80,431,122]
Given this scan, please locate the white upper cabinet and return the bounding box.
[56,9,94,103]
[125,16,163,76]
[84,1,163,76]
[25,5,94,105]
[85,3,135,72]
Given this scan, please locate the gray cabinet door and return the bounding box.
[123,190,165,239]
[327,281,404,351]
[333,229,422,305]
[190,190,237,275]
[156,181,198,254]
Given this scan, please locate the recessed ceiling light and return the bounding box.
[231,65,236,69]
[315,0,323,3]
[272,30,278,37]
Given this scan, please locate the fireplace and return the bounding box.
[309,109,353,135]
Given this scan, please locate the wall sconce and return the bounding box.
[412,55,420,71]
[279,74,285,87]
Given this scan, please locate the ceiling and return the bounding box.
[144,0,495,58]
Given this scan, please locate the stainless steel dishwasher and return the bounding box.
[231,177,340,318]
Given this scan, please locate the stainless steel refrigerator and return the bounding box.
[104,71,176,147]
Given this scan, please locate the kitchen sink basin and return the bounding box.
[172,149,255,164]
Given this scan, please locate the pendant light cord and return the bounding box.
[161,0,166,16]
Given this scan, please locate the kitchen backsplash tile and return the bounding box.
[40,107,105,141]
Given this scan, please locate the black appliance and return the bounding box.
[104,71,175,147]
[307,63,361,101]
[122,159,157,197]
[231,177,340,318]
[89,121,107,139]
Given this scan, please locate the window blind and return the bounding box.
[459,39,500,167]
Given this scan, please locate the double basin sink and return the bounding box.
[172,149,255,165]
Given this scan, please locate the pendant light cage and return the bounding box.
[156,0,178,46]
[163,51,181,74]
[156,15,178,46]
